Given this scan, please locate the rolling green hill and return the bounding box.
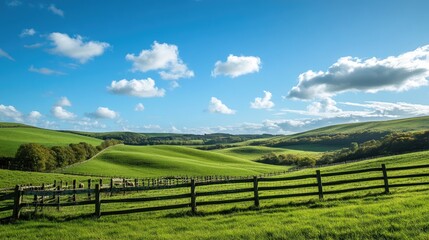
[60,145,288,178]
[249,116,429,150]
[214,146,320,161]
[291,115,429,138]
[0,123,102,157]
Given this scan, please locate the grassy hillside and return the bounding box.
[291,115,429,138]
[214,146,320,161]
[60,145,288,177]
[0,123,102,157]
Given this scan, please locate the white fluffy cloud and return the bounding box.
[29,65,64,75]
[288,45,429,100]
[126,41,194,80]
[20,28,36,37]
[51,97,75,120]
[27,111,42,122]
[87,107,118,119]
[51,106,75,120]
[0,48,14,61]
[208,97,235,114]
[212,54,261,78]
[0,104,23,121]
[48,32,109,63]
[56,97,72,107]
[250,91,274,109]
[48,4,64,17]
[135,103,145,111]
[108,78,165,98]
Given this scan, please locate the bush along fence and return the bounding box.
[1,163,429,220]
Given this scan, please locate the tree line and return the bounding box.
[63,131,275,146]
[0,139,122,172]
[257,131,429,167]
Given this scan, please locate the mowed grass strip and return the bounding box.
[0,125,102,157]
[61,145,288,178]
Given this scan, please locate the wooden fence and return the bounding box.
[1,163,429,220]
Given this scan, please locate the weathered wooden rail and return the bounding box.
[1,163,428,220]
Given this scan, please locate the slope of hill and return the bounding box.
[0,123,102,157]
[291,116,429,138]
[248,116,429,150]
[214,146,320,161]
[60,145,287,177]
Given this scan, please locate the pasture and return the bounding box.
[59,145,288,178]
[0,150,428,239]
[0,123,102,157]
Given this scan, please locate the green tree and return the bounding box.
[15,143,56,171]
[51,146,76,167]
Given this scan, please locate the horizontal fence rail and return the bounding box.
[1,163,428,220]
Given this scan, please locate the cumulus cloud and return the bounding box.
[212,54,261,78]
[20,28,36,37]
[87,107,118,119]
[51,97,75,120]
[208,97,235,114]
[288,45,429,100]
[126,41,194,80]
[0,48,14,61]
[27,111,42,122]
[56,97,72,107]
[29,65,64,75]
[108,78,165,98]
[48,32,109,63]
[48,4,64,17]
[250,91,274,109]
[0,104,23,122]
[135,103,145,111]
[51,106,75,120]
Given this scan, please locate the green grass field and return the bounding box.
[289,115,429,137]
[214,146,320,160]
[0,123,102,157]
[0,150,428,239]
[60,145,288,178]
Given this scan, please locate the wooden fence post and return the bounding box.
[316,170,324,200]
[135,179,138,192]
[72,180,76,202]
[253,176,260,207]
[12,185,22,220]
[56,185,60,211]
[95,184,101,218]
[110,178,113,197]
[52,180,56,200]
[87,179,91,199]
[382,164,390,193]
[190,179,197,214]
[41,183,45,211]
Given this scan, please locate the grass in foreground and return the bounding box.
[0,187,428,239]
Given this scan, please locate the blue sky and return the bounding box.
[1,0,429,134]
